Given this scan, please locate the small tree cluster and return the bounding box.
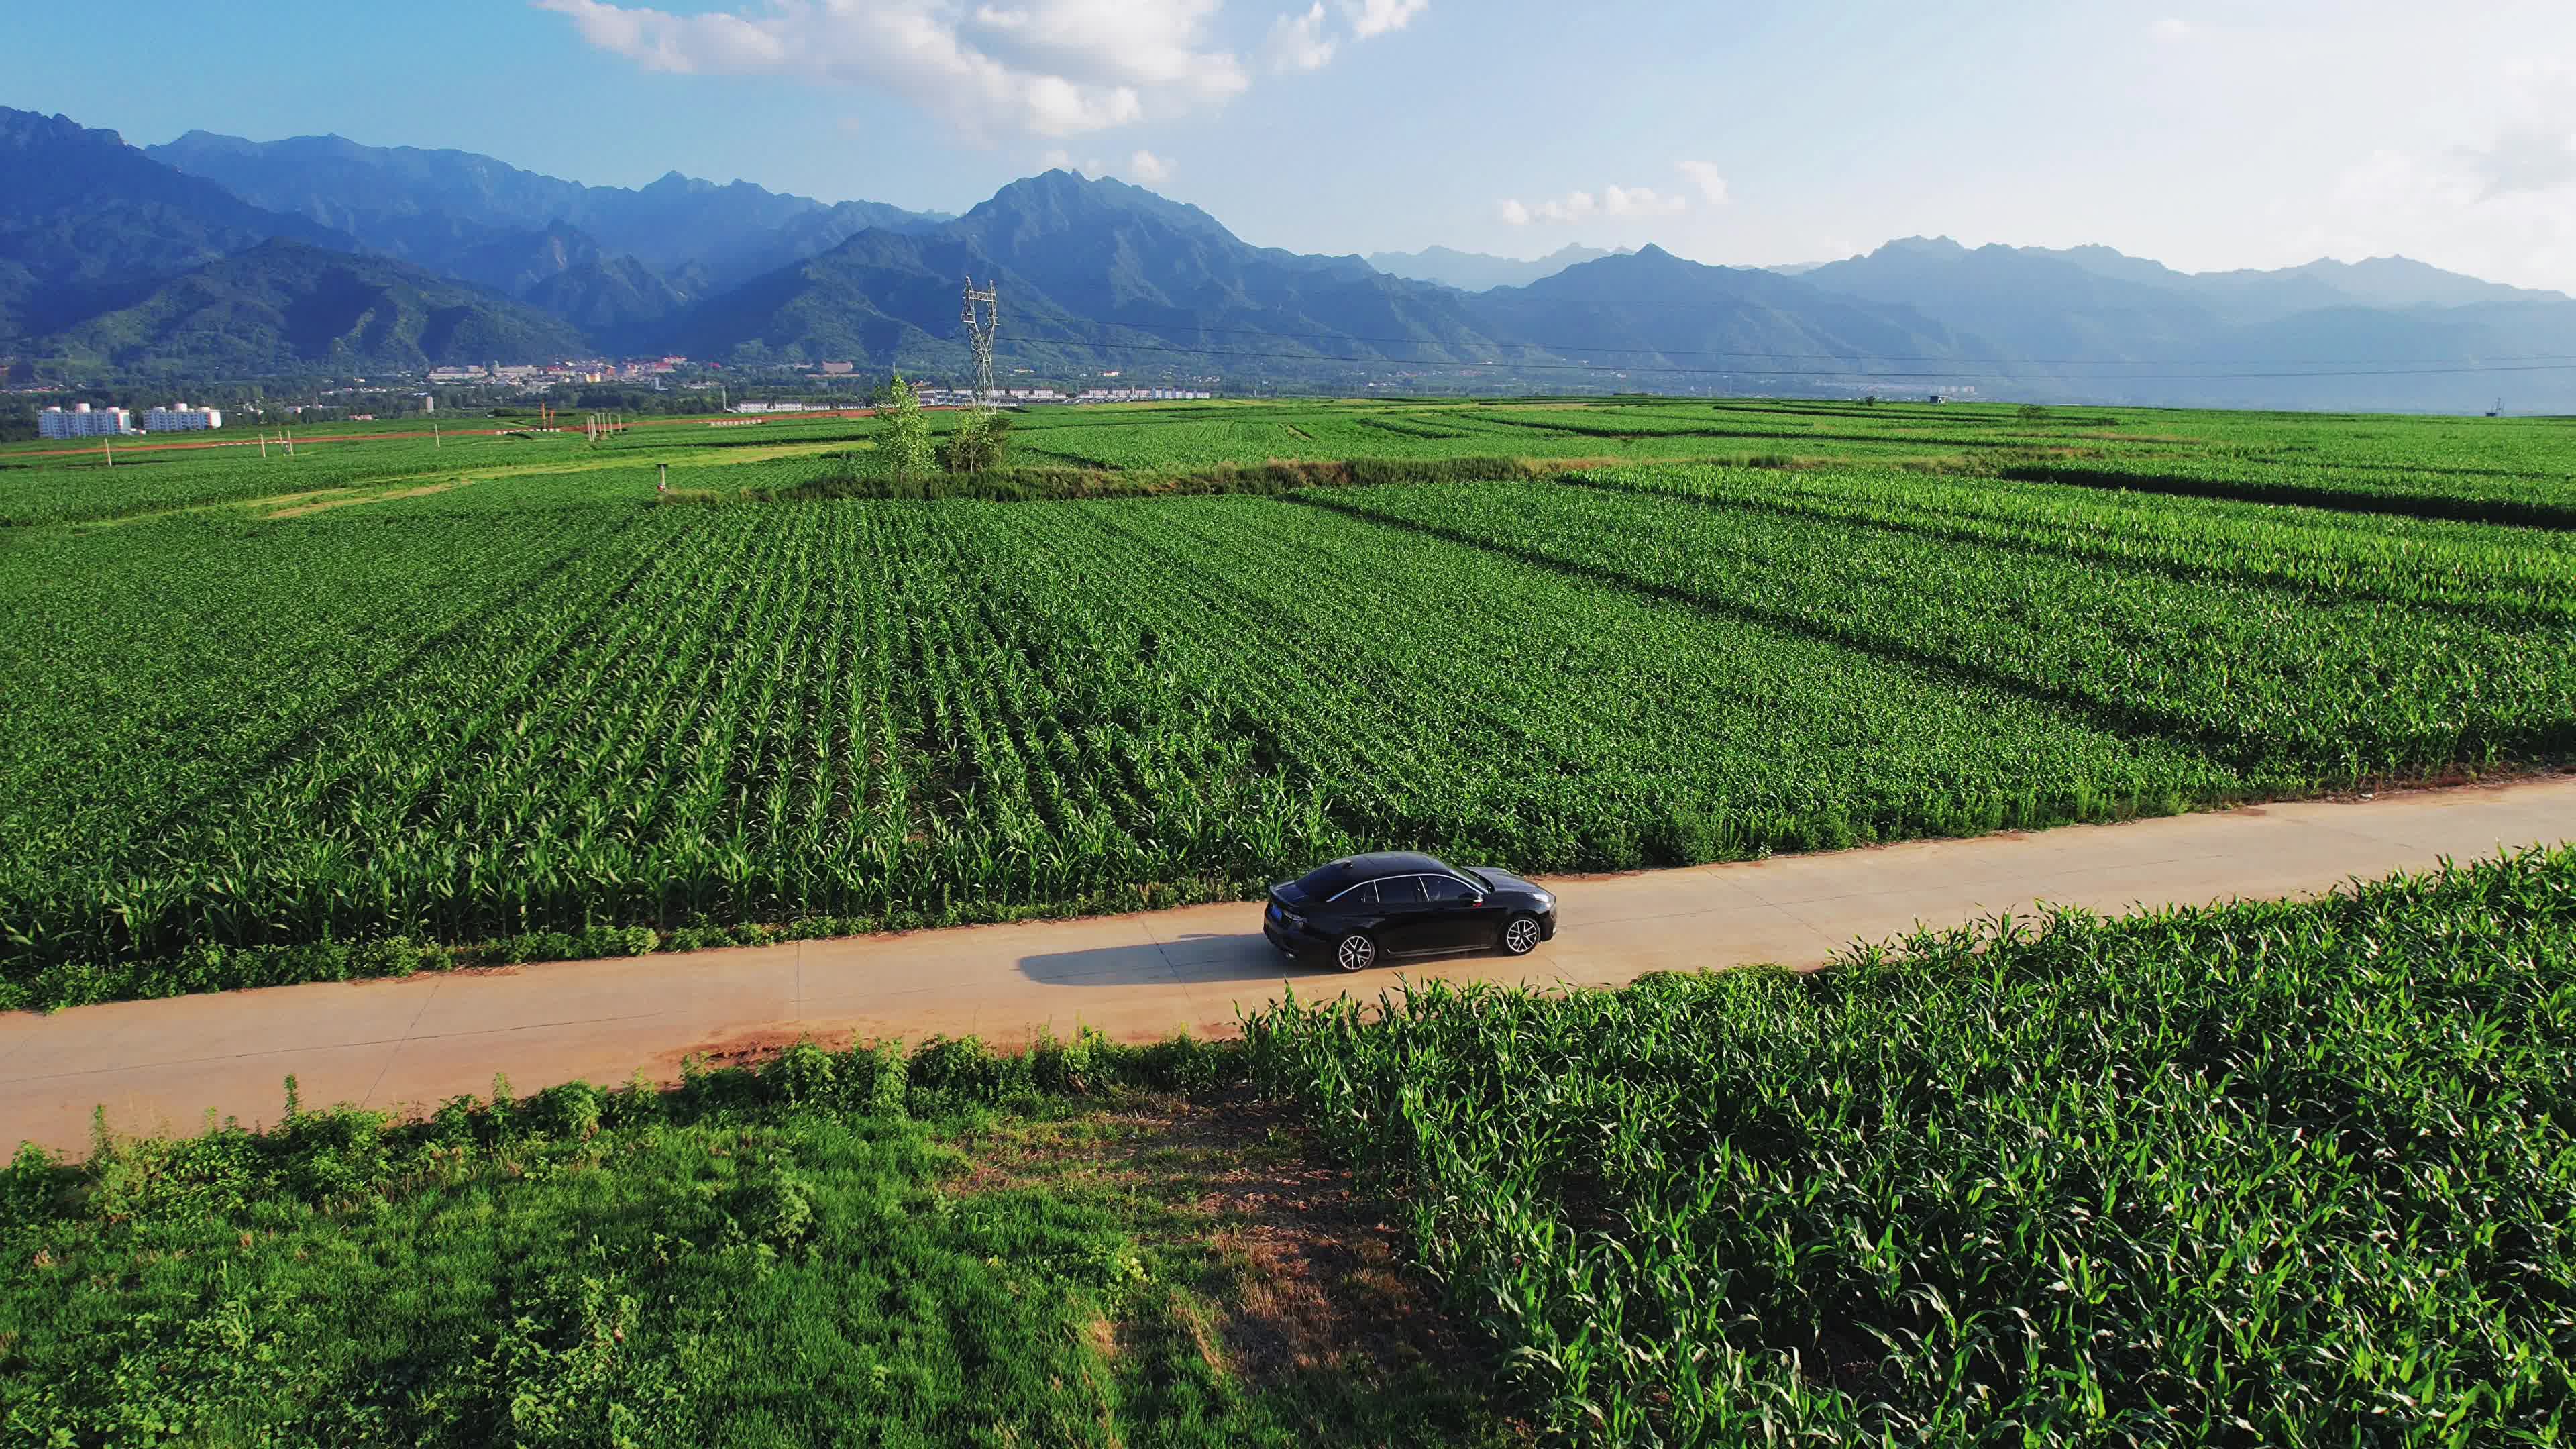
[879,370,934,480]
[939,407,1009,474]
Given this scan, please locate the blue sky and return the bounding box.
[13,1,2576,288]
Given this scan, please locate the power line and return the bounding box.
[999,333,2576,383]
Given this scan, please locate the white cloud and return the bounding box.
[1040,146,1075,170]
[1264,3,1338,72]
[1341,0,1427,38]
[2461,124,2576,198]
[1675,160,1729,204]
[1501,182,1689,225]
[535,0,1247,138]
[1603,184,1686,217]
[2148,17,2198,42]
[1128,148,1173,182]
[967,1,1242,98]
[1535,190,1598,223]
[2284,62,2576,297]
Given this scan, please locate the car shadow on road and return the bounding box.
[1018,932,1313,987]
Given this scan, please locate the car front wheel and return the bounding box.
[1499,914,1543,956]
[1332,932,1378,973]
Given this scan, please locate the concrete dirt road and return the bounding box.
[5,777,2569,1157]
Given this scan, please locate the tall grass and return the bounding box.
[0,1031,1509,1446]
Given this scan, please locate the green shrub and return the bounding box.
[532,1081,606,1141]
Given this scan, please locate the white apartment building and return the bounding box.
[141,404,223,432]
[36,403,136,439]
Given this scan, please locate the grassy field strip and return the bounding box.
[0,1034,1514,1446]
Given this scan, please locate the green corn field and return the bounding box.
[2,398,2572,1004]
[1244,845,2576,1445]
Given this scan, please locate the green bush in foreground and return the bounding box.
[0,1030,1499,1448]
[1247,846,2576,1446]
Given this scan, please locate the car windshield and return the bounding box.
[1463,869,1496,890]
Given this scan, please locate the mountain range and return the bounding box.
[1368,244,1632,292]
[4,104,2569,411]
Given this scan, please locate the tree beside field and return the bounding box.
[880,370,933,480]
[940,405,1007,473]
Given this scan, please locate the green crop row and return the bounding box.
[1315,476,2575,777]
[1244,845,2576,1444]
[1583,462,2576,625]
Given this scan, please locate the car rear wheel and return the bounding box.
[1499,914,1543,956]
[1332,932,1378,973]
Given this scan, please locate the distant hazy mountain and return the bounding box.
[1472,244,1988,384]
[1367,244,1627,292]
[2219,255,2567,310]
[2033,243,2568,318]
[0,107,350,343]
[1801,236,2576,410]
[148,131,951,295]
[1801,237,2226,360]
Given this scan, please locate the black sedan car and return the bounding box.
[1262,852,1558,971]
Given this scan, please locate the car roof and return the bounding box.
[1333,851,1454,877]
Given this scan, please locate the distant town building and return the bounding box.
[37,403,135,439]
[142,403,223,432]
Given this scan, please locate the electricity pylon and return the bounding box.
[961,276,1000,409]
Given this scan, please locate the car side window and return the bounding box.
[1423,874,1475,902]
[1375,875,1427,905]
[1344,879,1379,904]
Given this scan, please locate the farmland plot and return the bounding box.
[3,400,2572,1002]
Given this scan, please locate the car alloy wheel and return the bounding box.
[1334,933,1377,972]
[1501,915,1542,956]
